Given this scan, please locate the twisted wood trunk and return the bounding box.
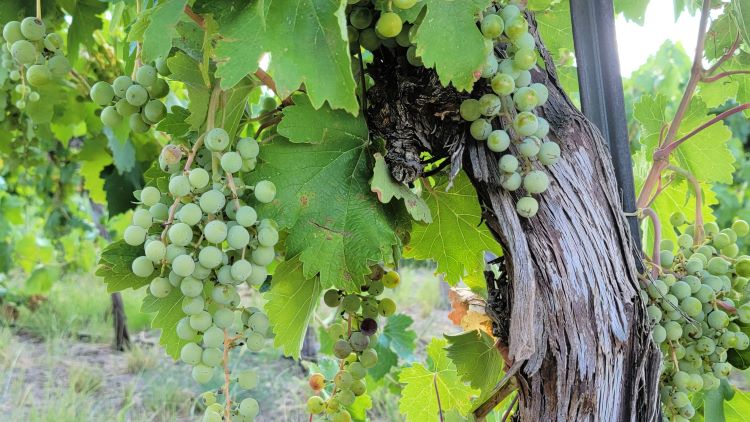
[365,14,661,421]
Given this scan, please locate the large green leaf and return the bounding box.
[96,240,153,293]
[215,0,358,114]
[78,134,114,204]
[277,94,365,145]
[142,0,188,63]
[404,172,501,285]
[412,0,492,92]
[381,314,417,358]
[66,0,107,64]
[264,256,321,359]
[732,0,750,50]
[370,153,432,223]
[250,97,400,289]
[399,338,478,421]
[167,52,210,130]
[141,289,188,359]
[445,330,504,394]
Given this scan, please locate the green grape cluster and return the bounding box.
[306,268,400,421]
[89,61,170,133]
[456,4,559,218]
[123,126,276,422]
[645,214,750,421]
[1,18,71,109]
[345,0,422,66]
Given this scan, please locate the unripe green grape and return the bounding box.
[168,223,193,247]
[257,227,278,247]
[177,203,201,226]
[349,331,370,351]
[513,32,535,50]
[470,119,492,140]
[199,190,226,214]
[732,219,750,236]
[140,186,161,207]
[220,151,243,174]
[2,21,23,44]
[685,258,703,275]
[349,7,373,29]
[333,410,352,422]
[707,257,729,275]
[129,113,150,133]
[20,17,45,41]
[516,196,539,218]
[359,28,381,51]
[480,53,499,79]
[646,304,662,324]
[680,297,702,317]
[148,78,169,99]
[669,212,686,227]
[341,294,361,313]
[334,339,353,359]
[499,154,519,173]
[651,324,666,343]
[481,14,505,39]
[307,396,325,414]
[248,312,269,335]
[663,321,683,341]
[368,279,385,296]
[211,309,233,330]
[90,81,115,106]
[245,331,266,352]
[513,87,539,112]
[704,221,720,236]
[235,206,258,227]
[523,170,549,194]
[135,65,157,87]
[324,289,342,307]
[677,233,693,249]
[190,311,213,332]
[182,296,205,315]
[177,317,197,340]
[203,220,228,244]
[202,347,223,367]
[193,263,212,280]
[720,331,738,348]
[114,98,138,117]
[487,130,510,152]
[236,138,260,160]
[712,232,731,249]
[394,0,418,9]
[406,44,423,67]
[249,246,273,266]
[669,280,690,299]
[124,225,147,246]
[8,70,20,81]
[180,342,202,365]
[500,172,521,191]
[191,364,214,384]
[538,141,560,166]
[173,254,196,277]
[534,117,550,138]
[514,111,539,136]
[518,137,541,157]
[721,243,738,257]
[201,328,224,350]
[227,225,250,249]
[26,64,50,87]
[149,277,172,298]
[143,100,166,123]
[375,12,402,38]
[27,91,40,102]
[712,362,732,378]
[125,84,148,107]
[211,284,236,305]
[112,75,132,98]
[99,105,122,127]
[379,297,396,316]
[707,310,729,329]
[145,240,166,262]
[459,99,481,121]
[247,264,268,286]
[359,348,378,369]
[505,16,528,40]
[166,244,187,264]
[228,260,251,282]
[501,5,522,22]
[337,389,356,406]
[491,73,515,96]
[254,180,276,203]
[181,276,204,297]
[479,94,502,116]
[529,83,549,106]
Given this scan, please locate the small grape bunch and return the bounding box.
[345,0,422,66]
[89,61,170,133]
[306,267,399,421]
[645,214,750,421]
[458,4,560,218]
[1,17,71,109]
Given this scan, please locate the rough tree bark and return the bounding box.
[365,14,661,421]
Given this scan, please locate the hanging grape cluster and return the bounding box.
[345,0,422,67]
[122,124,277,421]
[647,214,750,421]
[458,4,559,218]
[1,17,71,109]
[306,268,400,421]
[89,60,170,133]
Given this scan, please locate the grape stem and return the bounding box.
[669,341,680,372]
[501,394,518,422]
[36,0,41,20]
[433,373,444,422]
[223,329,233,421]
[640,207,661,277]
[716,300,737,314]
[666,165,705,244]
[132,0,143,79]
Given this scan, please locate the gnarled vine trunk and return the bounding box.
[366,15,661,421]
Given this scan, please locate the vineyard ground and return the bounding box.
[0,267,454,421]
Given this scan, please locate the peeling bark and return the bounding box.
[366,15,661,422]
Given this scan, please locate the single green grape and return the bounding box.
[140,186,161,207]
[112,75,132,98]
[342,294,361,313]
[375,12,403,38]
[180,342,203,365]
[181,276,204,297]
[143,100,166,123]
[499,154,519,173]
[518,137,541,157]
[125,84,149,107]
[307,396,325,414]
[491,73,515,96]
[2,21,23,44]
[20,17,45,41]
[26,64,50,87]
[90,81,115,106]
[129,113,150,133]
[479,94,502,116]
[481,14,505,39]
[149,277,172,298]
[459,99,481,122]
[481,52,499,79]
[182,296,205,315]
[504,16,529,40]
[470,118,492,140]
[513,87,539,112]
[523,170,549,194]
[378,298,396,316]
[172,254,196,277]
[487,130,510,152]
[538,141,560,166]
[169,175,191,197]
[516,196,539,218]
[221,151,243,173]
[254,180,276,203]
[199,190,227,214]
[177,317,197,340]
[237,137,260,159]
[145,240,167,262]
[500,172,522,191]
[100,106,122,127]
[204,220,228,244]
[235,206,258,227]
[230,259,253,281]
[124,225,147,246]
[349,7,373,29]
[227,225,250,249]
[136,65,158,87]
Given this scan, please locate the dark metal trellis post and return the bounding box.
[569,0,642,253]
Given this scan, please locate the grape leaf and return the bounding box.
[216,0,359,114]
[445,330,503,394]
[381,314,417,358]
[215,79,254,140]
[141,289,188,360]
[66,0,107,64]
[142,0,188,63]
[370,153,432,223]
[105,132,136,174]
[370,341,399,379]
[167,52,210,130]
[277,94,366,145]
[157,106,191,137]
[634,95,735,183]
[534,0,579,100]
[23,266,60,295]
[96,240,153,293]
[412,0,492,92]
[264,256,321,359]
[614,0,649,24]
[350,394,373,421]
[399,338,478,421]
[78,135,114,204]
[404,172,501,285]
[250,99,400,289]
[143,161,170,192]
[733,0,750,50]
